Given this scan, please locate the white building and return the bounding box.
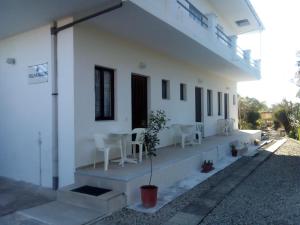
[0,0,263,196]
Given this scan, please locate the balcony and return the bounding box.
[88,0,261,80]
[176,0,261,71]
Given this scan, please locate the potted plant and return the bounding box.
[231,144,238,157]
[254,139,260,146]
[201,160,214,173]
[141,110,169,208]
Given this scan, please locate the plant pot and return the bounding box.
[140,185,158,208]
[232,150,238,157]
[202,165,214,173]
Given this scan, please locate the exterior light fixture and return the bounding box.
[197,79,203,84]
[6,58,16,65]
[138,62,147,69]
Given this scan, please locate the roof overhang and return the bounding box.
[0,0,121,40]
[209,0,264,35]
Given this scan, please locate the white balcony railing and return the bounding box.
[176,0,260,70]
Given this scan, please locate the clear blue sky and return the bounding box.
[237,0,300,106]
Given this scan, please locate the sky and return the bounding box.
[237,0,300,107]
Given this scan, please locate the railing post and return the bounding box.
[254,59,261,69]
[229,35,237,55]
[168,0,179,20]
[206,13,218,38]
[243,49,251,64]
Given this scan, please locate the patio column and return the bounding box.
[230,35,237,56]
[254,59,261,69]
[243,49,251,64]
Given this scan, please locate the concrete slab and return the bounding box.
[0,177,55,217]
[18,201,105,225]
[0,213,46,225]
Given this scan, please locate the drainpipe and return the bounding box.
[50,1,123,190]
[51,21,59,190]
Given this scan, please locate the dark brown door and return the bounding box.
[195,87,203,122]
[132,74,148,129]
[224,93,229,119]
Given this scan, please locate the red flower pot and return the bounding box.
[140,185,158,208]
[202,165,214,173]
[232,149,238,157]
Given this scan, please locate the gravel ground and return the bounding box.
[201,139,300,225]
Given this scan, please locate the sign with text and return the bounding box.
[28,63,48,84]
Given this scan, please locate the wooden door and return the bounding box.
[131,74,148,129]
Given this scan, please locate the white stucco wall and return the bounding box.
[0,18,76,188]
[73,24,238,168]
[0,25,53,187]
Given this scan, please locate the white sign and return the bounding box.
[28,63,48,84]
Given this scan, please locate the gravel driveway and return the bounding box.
[201,139,300,225]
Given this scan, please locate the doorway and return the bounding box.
[195,87,203,122]
[131,74,148,129]
[224,93,229,119]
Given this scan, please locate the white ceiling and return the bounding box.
[209,0,264,34]
[0,0,118,40]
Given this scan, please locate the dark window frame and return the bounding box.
[180,83,187,101]
[95,66,115,121]
[207,89,213,116]
[162,79,170,100]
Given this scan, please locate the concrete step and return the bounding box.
[57,184,126,214]
[18,201,104,225]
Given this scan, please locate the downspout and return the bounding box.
[51,21,59,190]
[50,1,123,190]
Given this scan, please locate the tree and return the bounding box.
[238,96,268,129]
[272,99,300,139]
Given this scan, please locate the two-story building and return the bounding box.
[0,0,263,204]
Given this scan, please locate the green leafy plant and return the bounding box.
[144,110,169,185]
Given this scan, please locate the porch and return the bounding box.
[75,130,261,205]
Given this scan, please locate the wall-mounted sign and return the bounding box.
[28,63,48,84]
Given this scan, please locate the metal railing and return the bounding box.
[236,46,244,59]
[176,0,208,28]
[216,25,232,48]
[175,0,260,70]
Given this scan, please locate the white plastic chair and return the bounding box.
[93,133,121,171]
[195,122,203,143]
[130,128,147,163]
[171,124,180,147]
[179,125,197,148]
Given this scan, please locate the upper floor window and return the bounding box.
[218,92,222,116]
[180,83,187,101]
[162,79,170,100]
[95,66,114,121]
[207,89,213,116]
